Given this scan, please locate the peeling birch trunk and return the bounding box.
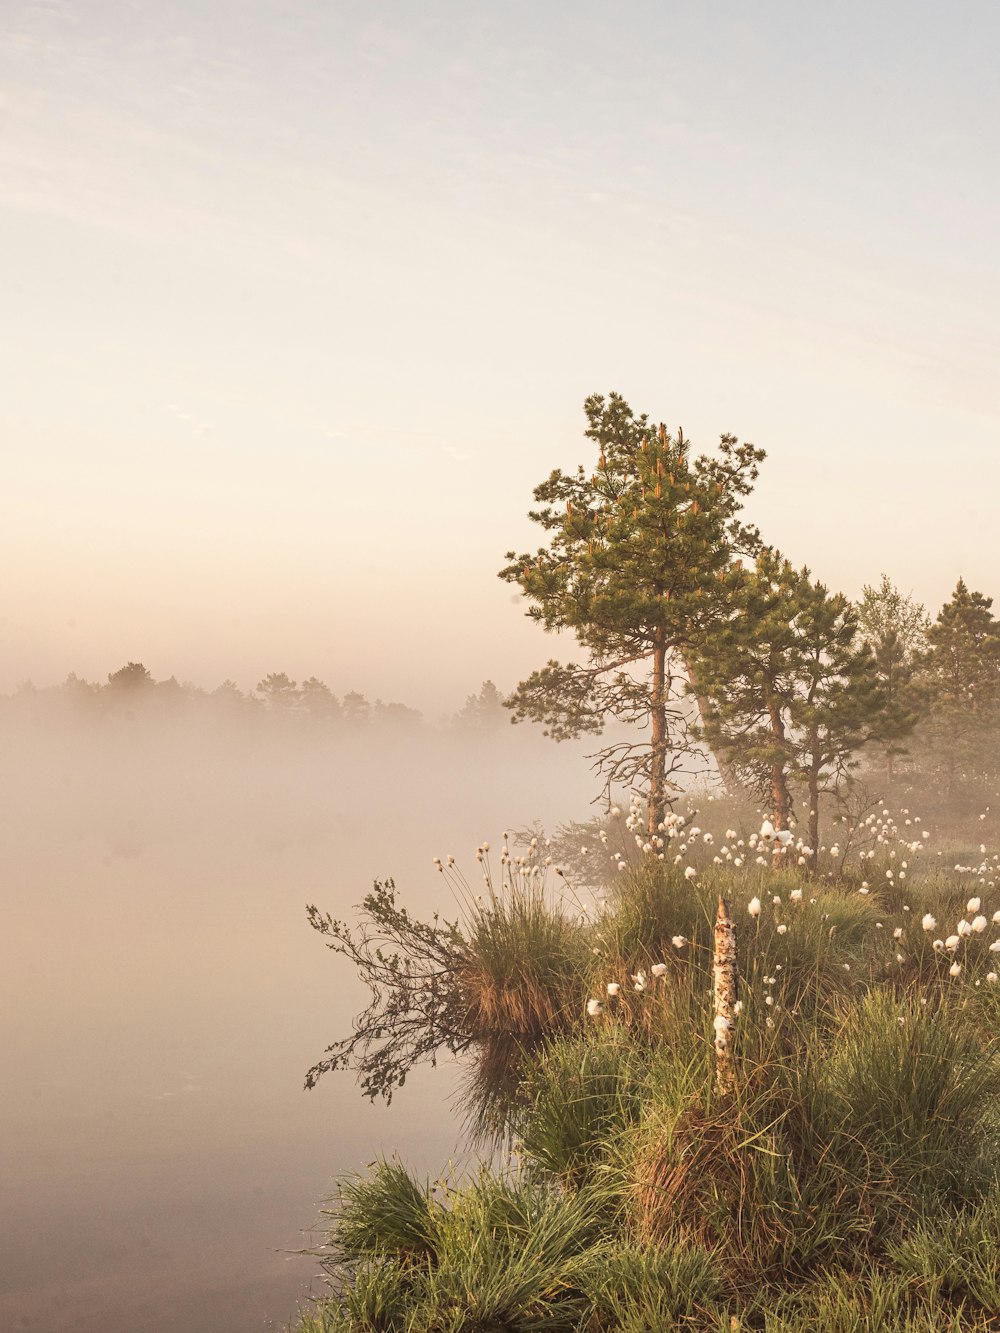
[713,896,738,1096]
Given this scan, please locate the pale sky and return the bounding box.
[2,0,998,711]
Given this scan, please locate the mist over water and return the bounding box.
[0,698,597,1332]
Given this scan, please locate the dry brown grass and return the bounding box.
[456,957,576,1039]
[633,1099,806,1280]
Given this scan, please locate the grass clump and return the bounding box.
[312,1173,609,1332]
[800,992,1000,1226]
[331,1159,438,1264]
[577,1241,726,1330]
[889,1195,1000,1310]
[457,879,588,1040]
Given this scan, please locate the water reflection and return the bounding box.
[0,708,595,1333]
[454,1033,538,1152]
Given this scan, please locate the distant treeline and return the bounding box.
[0,665,510,732]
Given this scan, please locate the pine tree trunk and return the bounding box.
[713,896,738,1097]
[649,631,668,838]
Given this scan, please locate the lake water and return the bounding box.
[0,709,595,1332]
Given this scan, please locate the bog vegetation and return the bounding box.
[296,393,1000,1330]
[301,802,1000,1331]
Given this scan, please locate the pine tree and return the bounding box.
[500,391,764,834]
[856,575,927,781]
[255,672,301,710]
[686,550,803,834]
[456,681,508,731]
[301,676,342,721]
[342,691,372,727]
[690,554,900,853]
[917,580,1000,792]
[789,580,896,856]
[107,661,153,691]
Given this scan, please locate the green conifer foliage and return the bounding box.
[917,580,1000,792]
[689,553,902,852]
[856,575,928,782]
[499,392,764,833]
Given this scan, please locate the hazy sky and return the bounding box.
[3,1,998,711]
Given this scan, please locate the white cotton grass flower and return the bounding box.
[958,919,973,938]
[972,915,988,933]
[893,927,903,940]
[713,1014,731,1034]
[968,897,982,913]
[989,940,1000,954]
[790,888,803,902]
[748,897,761,917]
[684,865,697,881]
[651,963,668,978]
[945,935,961,951]
[606,982,621,996]
[671,935,688,949]
[989,973,999,984]
[776,923,788,935]
[586,998,603,1017]
[922,913,937,932]
[760,819,776,840]
[949,962,962,978]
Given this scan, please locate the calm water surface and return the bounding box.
[0,713,593,1332]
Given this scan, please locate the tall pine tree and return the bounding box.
[856,574,927,782]
[500,392,764,834]
[917,580,1000,793]
[690,553,901,853]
